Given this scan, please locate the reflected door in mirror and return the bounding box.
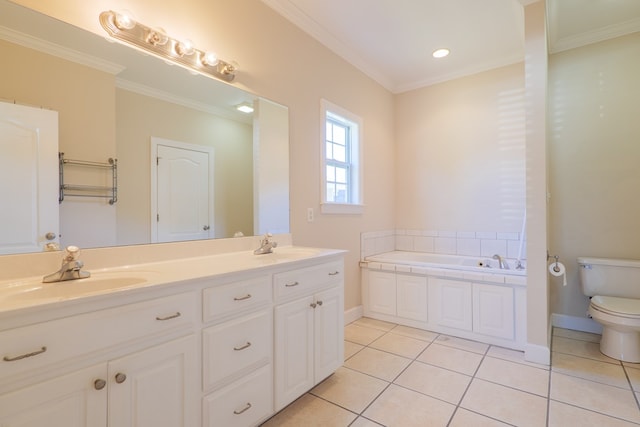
[0,101,59,254]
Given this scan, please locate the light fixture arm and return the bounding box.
[99,11,237,82]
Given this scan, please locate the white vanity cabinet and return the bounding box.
[0,292,198,427]
[201,274,274,427]
[274,260,344,411]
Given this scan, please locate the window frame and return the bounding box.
[320,99,364,215]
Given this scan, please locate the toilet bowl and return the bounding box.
[588,295,640,362]
[578,257,640,362]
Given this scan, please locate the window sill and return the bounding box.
[320,203,364,215]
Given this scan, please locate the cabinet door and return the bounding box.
[314,286,344,382]
[473,283,515,339]
[274,295,315,411]
[367,270,396,315]
[108,335,198,427]
[428,278,472,331]
[397,274,428,322]
[0,364,107,427]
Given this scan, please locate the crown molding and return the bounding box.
[549,17,640,54]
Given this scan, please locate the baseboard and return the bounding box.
[551,313,603,334]
[344,305,363,325]
[524,342,550,365]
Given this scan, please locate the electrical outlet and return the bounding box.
[307,208,314,223]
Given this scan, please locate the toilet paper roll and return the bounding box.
[549,261,567,286]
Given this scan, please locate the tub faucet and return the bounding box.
[43,246,91,283]
[254,233,278,255]
[492,254,510,270]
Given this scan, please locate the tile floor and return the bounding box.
[262,317,640,427]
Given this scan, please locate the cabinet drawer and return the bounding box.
[203,310,272,391]
[203,275,271,323]
[203,364,273,427]
[274,260,342,301]
[0,292,196,379]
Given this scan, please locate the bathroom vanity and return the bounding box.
[0,246,345,427]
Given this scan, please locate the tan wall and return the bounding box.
[548,32,640,319]
[395,63,526,233]
[116,89,253,245]
[14,0,397,311]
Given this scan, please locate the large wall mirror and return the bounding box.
[0,0,289,255]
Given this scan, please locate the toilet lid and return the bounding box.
[591,295,640,317]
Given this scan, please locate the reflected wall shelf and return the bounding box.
[59,152,118,204]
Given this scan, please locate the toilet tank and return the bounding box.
[577,257,640,298]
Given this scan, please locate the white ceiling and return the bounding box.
[262,0,640,94]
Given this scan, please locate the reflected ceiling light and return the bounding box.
[432,48,450,58]
[99,10,237,82]
[236,102,254,114]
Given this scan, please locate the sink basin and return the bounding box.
[0,271,157,303]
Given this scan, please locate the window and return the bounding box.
[321,99,363,214]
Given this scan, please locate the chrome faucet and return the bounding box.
[43,246,91,283]
[254,233,278,255]
[492,254,510,270]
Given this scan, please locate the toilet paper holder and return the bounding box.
[547,251,561,272]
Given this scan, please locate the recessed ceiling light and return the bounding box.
[236,102,254,113]
[432,48,450,59]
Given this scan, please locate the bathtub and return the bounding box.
[364,251,526,277]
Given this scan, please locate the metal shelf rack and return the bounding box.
[58,152,118,204]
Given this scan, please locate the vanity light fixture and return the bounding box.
[432,48,450,58]
[99,10,237,82]
[236,102,254,114]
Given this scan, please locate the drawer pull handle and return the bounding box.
[156,312,181,321]
[234,294,252,301]
[329,271,340,276]
[94,379,107,390]
[285,281,299,287]
[233,402,252,415]
[115,373,127,384]
[234,342,252,351]
[3,346,47,362]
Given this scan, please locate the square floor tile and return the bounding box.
[345,323,386,346]
[390,325,438,342]
[625,365,640,392]
[344,347,411,382]
[363,384,456,427]
[449,408,511,427]
[552,336,618,363]
[476,356,549,397]
[350,417,385,427]
[461,379,547,427]
[353,317,397,331]
[551,372,640,423]
[434,334,489,354]
[553,327,601,343]
[552,351,628,389]
[369,332,429,359]
[310,367,388,413]
[394,360,471,404]
[345,341,364,361]
[548,399,638,427]
[261,393,357,427]
[417,343,483,376]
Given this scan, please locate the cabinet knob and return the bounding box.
[310,302,317,308]
[317,300,323,306]
[94,379,106,390]
[115,373,127,384]
[203,225,210,231]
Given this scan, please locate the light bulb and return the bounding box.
[175,39,195,56]
[114,12,136,30]
[146,28,168,46]
[432,48,450,59]
[202,51,218,66]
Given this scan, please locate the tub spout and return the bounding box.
[492,254,510,270]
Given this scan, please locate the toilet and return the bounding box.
[578,257,640,362]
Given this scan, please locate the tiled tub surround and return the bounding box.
[361,229,526,261]
[361,250,526,350]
